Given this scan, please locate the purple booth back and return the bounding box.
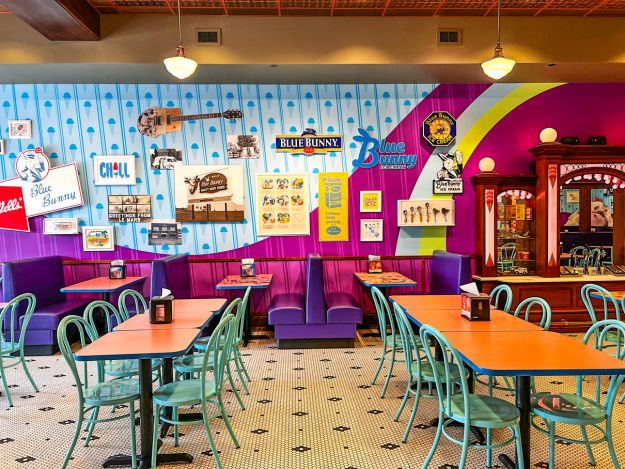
[150,255,192,299]
[306,254,326,324]
[429,250,472,295]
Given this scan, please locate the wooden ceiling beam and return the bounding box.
[0,0,100,40]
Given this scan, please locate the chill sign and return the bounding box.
[94,155,136,186]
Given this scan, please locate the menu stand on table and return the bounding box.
[215,274,273,346]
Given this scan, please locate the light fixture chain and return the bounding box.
[177,0,182,46]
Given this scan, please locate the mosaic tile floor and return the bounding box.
[1,331,624,468]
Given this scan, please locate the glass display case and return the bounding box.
[496,190,536,275]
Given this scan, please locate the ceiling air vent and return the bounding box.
[437,28,462,45]
[196,28,221,46]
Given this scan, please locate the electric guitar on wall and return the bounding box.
[136,108,243,138]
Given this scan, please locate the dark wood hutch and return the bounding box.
[472,144,625,332]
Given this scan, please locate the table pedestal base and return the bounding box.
[102,452,193,469]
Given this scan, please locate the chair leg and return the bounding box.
[233,359,249,395]
[129,403,137,469]
[0,360,13,407]
[371,347,386,385]
[173,407,179,447]
[151,404,161,469]
[235,348,251,382]
[548,421,555,469]
[458,419,471,469]
[217,395,240,448]
[514,423,525,469]
[84,406,100,447]
[422,411,444,469]
[62,409,84,469]
[402,386,421,443]
[606,417,621,469]
[20,353,38,392]
[487,375,493,397]
[619,389,625,404]
[486,428,492,468]
[381,345,396,399]
[580,425,596,466]
[226,364,245,410]
[394,384,411,422]
[201,407,223,469]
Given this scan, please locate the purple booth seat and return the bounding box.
[2,256,90,355]
[429,250,472,294]
[150,254,223,300]
[268,254,362,348]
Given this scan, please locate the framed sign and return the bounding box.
[423,112,456,147]
[0,147,84,217]
[318,172,349,242]
[0,186,29,232]
[360,191,382,213]
[256,173,309,236]
[360,219,383,242]
[43,217,79,235]
[108,195,151,223]
[8,120,32,139]
[94,155,136,186]
[174,165,245,222]
[82,226,115,251]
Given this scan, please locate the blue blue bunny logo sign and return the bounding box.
[351,128,418,170]
[275,128,342,155]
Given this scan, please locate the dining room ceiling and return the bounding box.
[2,0,625,17]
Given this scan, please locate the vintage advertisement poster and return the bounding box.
[108,195,152,223]
[318,172,349,241]
[256,173,309,236]
[174,165,245,222]
[0,186,29,232]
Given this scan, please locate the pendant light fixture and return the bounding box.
[164,0,198,80]
[481,0,515,80]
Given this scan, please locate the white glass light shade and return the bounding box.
[539,127,558,143]
[478,157,496,172]
[481,55,515,80]
[164,55,198,80]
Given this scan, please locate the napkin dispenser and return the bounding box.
[241,258,256,278]
[367,254,382,274]
[461,292,490,321]
[150,289,174,324]
[109,260,126,280]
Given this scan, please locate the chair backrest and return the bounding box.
[419,325,470,421]
[150,255,191,299]
[489,285,513,313]
[0,293,36,346]
[580,283,620,323]
[499,243,516,261]
[83,300,124,336]
[579,320,625,410]
[305,253,326,324]
[570,246,588,268]
[2,256,65,330]
[430,250,472,295]
[57,315,103,403]
[393,302,423,379]
[513,296,551,330]
[200,307,237,400]
[118,289,148,321]
[234,288,251,343]
[371,286,394,342]
[588,248,602,267]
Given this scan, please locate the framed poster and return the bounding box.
[360,219,383,242]
[360,191,382,213]
[148,219,182,245]
[0,147,84,217]
[150,149,182,170]
[94,155,136,186]
[174,165,244,222]
[43,217,79,234]
[318,172,349,242]
[108,195,151,223]
[82,226,115,251]
[8,120,32,139]
[256,173,309,236]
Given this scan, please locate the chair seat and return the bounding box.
[531,392,606,425]
[411,360,464,383]
[1,341,19,354]
[83,377,140,406]
[105,359,161,377]
[194,335,225,351]
[174,353,214,374]
[447,394,520,428]
[153,379,216,407]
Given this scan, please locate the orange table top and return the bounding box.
[215,274,273,290]
[354,272,417,288]
[113,298,226,331]
[61,276,145,293]
[390,294,462,310]
[75,328,200,361]
[405,308,543,332]
[443,331,625,377]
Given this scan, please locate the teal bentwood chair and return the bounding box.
[176,297,247,411]
[393,302,464,443]
[489,285,513,313]
[57,315,139,469]
[531,320,625,469]
[83,300,161,383]
[570,246,588,268]
[370,286,405,398]
[497,243,516,273]
[419,325,524,469]
[117,288,148,321]
[0,293,39,407]
[581,284,622,353]
[151,313,240,469]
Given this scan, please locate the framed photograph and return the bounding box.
[360,190,382,213]
[150,148,182,170]
[8,120,32,139]
[43,217,79,235]
[148,219,182,245]
[82,226,115,251]
[565,190,580,204]
[108,195,151,223]
[227,135,261,159]
[360,219,383,242]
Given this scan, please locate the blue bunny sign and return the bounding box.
[433,150,464,194]
[351,128,418,170]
